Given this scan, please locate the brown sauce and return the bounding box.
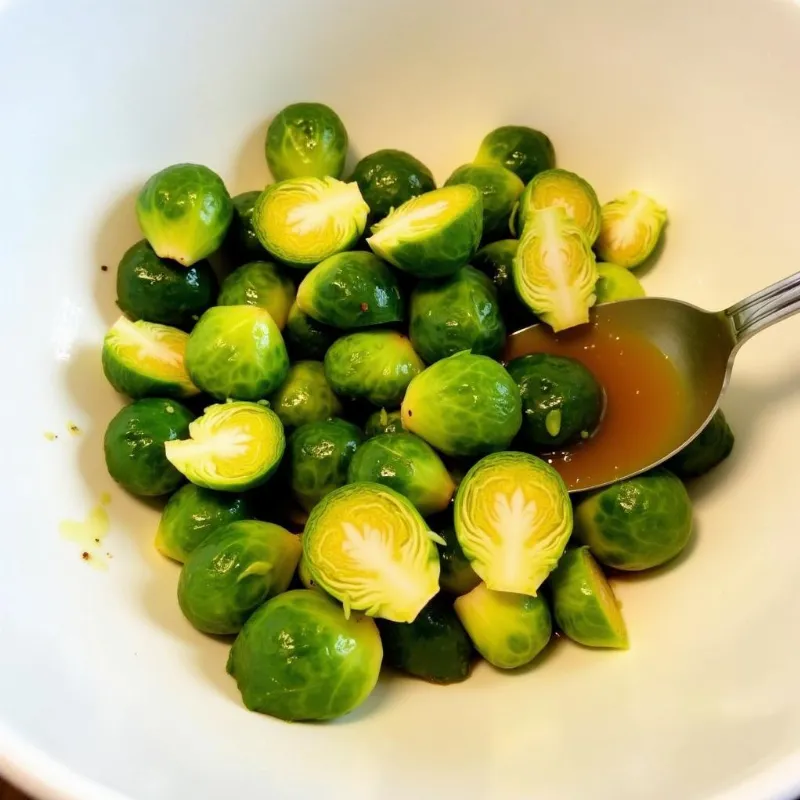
[504,307,691,492]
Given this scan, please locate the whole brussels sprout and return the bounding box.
[350,149,436,225]
[445,163,524,242]
[435,522,480,596]
[574,468,693,571]
[401,352,521,457]
[217,261,296,330]
[284,302,338,360]
[269,361,342,429]
[595,190,667,269]
[185,305,289,401]
[324,331,424,407]
[155,484,251,563]
[136,163,233,266]
[288,418,363,512]
[265,102,349,181]
[474,125,555,184]
[178,520,301,634]
[666,409,734,480]
[409,266,506,363]
[115,240,217,329]
[228,589,382,721]
[104,398,194,496]
[224,191,269,262]
[472,239,533,329]
[595,262,646,304]
[364,408,403,437]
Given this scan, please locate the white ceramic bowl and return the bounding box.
[3,1,800,798]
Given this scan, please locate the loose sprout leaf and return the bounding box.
[454,451,572,596]
[545,409,562,438]
[594,190,667,268]
[303,482,440,623]
[512,205,598,332]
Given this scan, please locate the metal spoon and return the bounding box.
[508,271,800,492]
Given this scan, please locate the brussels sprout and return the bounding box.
[102,316,198,400]
[472,239,519,303]
[228,589,382,721]
[115,240,217,329]
[474,125,555,184]
[377,595,474,684]
[217,261,296,330]
[401,352,522,457]
[549,547,628,649]
[347,433,455,516]
[289,418,363,512]
[269,361,342,429]
[367,185,483,278]
[574,468,693,571]
[454,451,571,595]
[454,582,552,669]
[409,266,506,364]
[303,482,441,622]
[436,523,480,596]
[185,305,289,401]
[515,169,601,243]
[165,402,285,491]
[349,149,436,225]
[284,302,338,360]
[135,163,233,266]
[507,354,603,449]
[594,190,667,269]
[224,191,269,261]
[178,520,300,635]
[154,484,251,563]
[445,163,524,242]
[296,251,404,329]
[595,262,646,304]
[253,177,368,267]
[364,408,403,437]
[265,102,348,181]
[666,409,735,481]
[324,331,423,407]
[104,398,194,496]
[296,551,321,592]
[513,206,598,332]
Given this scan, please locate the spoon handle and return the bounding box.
[724,271,800,344]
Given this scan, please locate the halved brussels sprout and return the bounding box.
[454,451,572,595]
[666,409,735,480]
[104,398,194,496]
[574,468,692,571]
[296,551,321,592]
[324,331,424,407]
[228,589,382,721]
[409,266,506,363]
[549,547,628,649]
[512,205,598,332]
[165,402,285,491]
[515,169,601,243]
[224,191,269,262]
[289,418,363,512]
[115,240,217,329]
[454,582,552,669]
[347,432,455,516]
[445,163,524,242]
[269,360,342,429]
[401,352,522,457]
[364,408,403,437]
[436,523,480,596]
[102,316,198,400]
[349,149,436,225]
[217,261,296,329]
[136,163,233,266]
[304,482,442,622]
[367,185,483,278]
[377,595,474,684]
[284,302,338,360]
[595,262,646,304]
[265,102,349,181]
[178,521,301,635]
[253,177,368,267]
[474,126,555,184]
[507,354,604,449]
[185,305,289,401]
[594,190,667,268]
[296,251,404,329]
[155,483,251,563]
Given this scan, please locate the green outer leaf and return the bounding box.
[224,191,269,261]
[217,261,296,330]
[474,125,555,184]
[666,409,734,480]
[284,302,339,360]
[269,360,342,429]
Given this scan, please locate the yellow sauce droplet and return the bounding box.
[67,421,81,436]
[59,497,112,570]
[44,431,58,441]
